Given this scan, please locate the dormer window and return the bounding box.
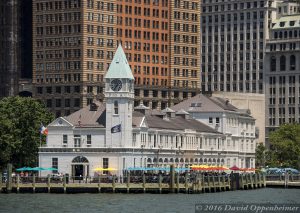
[290,21,295,26]
[279,22,285,27]
[114,101,119,114]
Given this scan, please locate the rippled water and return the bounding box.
[0,188,300,213]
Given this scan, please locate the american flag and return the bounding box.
[111,124,121,133]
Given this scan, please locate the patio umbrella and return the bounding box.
[45,167,58,171]
[229,165,240,171]
[31,167,47,171]
[94,168,117,171]
[16,167,32,171]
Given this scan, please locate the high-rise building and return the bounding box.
[265,14,300,138]
[32,0,201,117]
[200,0,278,94]
[0,0,32,98]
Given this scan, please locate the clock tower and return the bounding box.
[104,44,134,148]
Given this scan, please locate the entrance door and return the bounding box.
[74,165,84,180]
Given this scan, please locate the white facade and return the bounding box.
[39,46,257,177]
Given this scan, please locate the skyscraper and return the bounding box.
[265,13,300,138]
[32,0,201,117]
[0,0,32,98]
[200,0,277,94]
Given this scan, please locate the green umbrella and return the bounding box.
[16,167,32,171]
[45,168,58,171]
[31,167,46,171]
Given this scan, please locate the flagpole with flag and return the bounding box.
[39,123,48,147]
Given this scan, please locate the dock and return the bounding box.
[0,173,267,194]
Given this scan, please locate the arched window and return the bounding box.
[270,56,276,71]
[114,101,118,114]
[280,55,286,71]
[72,156,89,163]
[290,55,296,70]
[294,30,298,38]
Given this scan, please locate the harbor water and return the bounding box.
[0,188,300,213]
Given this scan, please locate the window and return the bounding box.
[74,135,81,147]
[216,117,220,124]
[209,117,213,124]
[270,56,276,71]
[114,101,119,114]
[290,55,296,70]
[52,158,58,173]
[280,55,286,71]
[103,158,109,174]
[87,135,91,146]
[63,135,68,146]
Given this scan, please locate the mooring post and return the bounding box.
[176,173,180,193]
[47,175,51,193]
[142,173,146,193]
[32,173,36,193]
[112,175,116,193]
[98,175,101,193]
[0,174,2,193]
[63,175,66,193]
[127,172,130,193]
[158,174,162,194]
[6,164,12,193]
[16,174,20,193]
[170,165,175,193]
[212,176,216,192]
[184,173,188,193]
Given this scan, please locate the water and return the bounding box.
[0,188,299,213]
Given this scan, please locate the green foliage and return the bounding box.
[0,97,54,170]
[255,143,266,168]
[269,123,300,169]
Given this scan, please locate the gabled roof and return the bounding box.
[58,100,220,134]
[171,94,237,113]
[104,44,134,80]
[144,115,220,134]
[65,102,106,128]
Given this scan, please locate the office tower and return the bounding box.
[0,0,32,98]
[200,0,278,94]
[32,0,201,117]
[265,14,300,137]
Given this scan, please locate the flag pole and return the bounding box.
[39,133,42,148]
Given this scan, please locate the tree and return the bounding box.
[255,143,266,168]
[269,123,300,169]
[0,97,54,170]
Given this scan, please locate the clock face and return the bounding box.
[110,79,122,91]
